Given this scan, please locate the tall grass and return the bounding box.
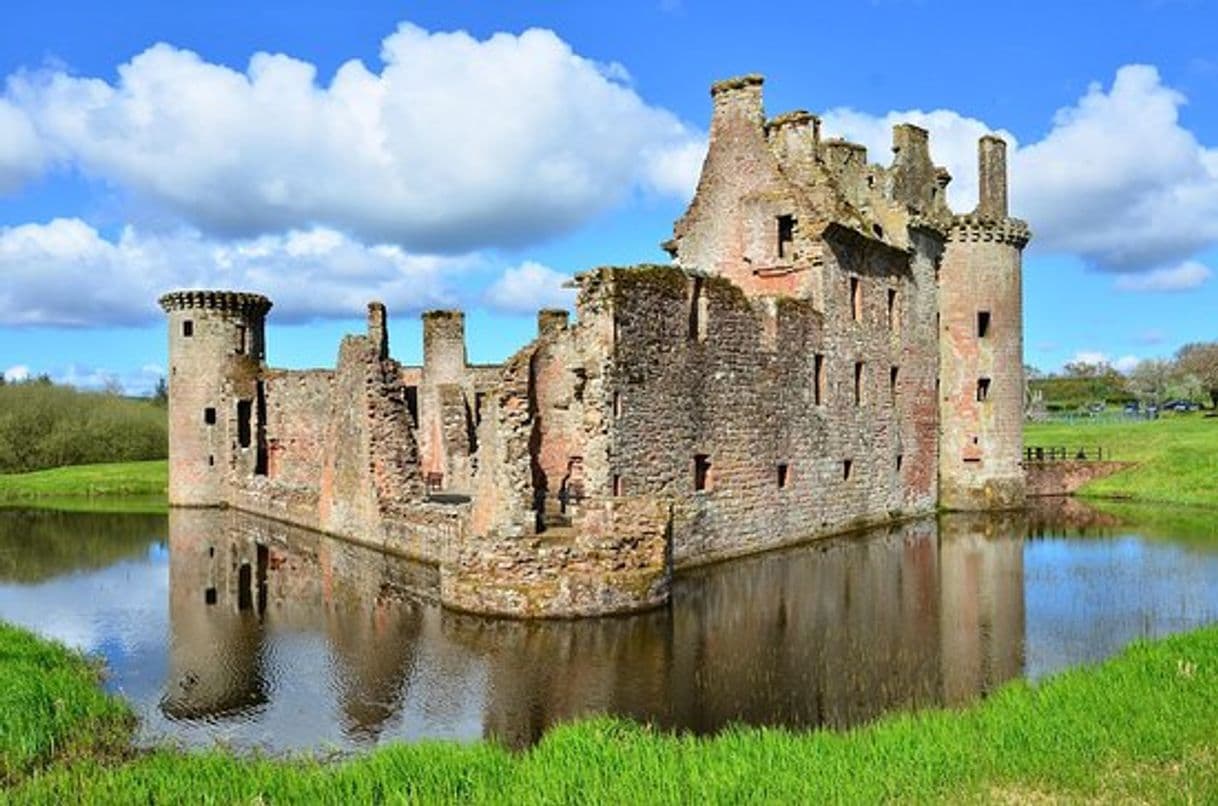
[5,620,1218,802]
[0,382,166,474]
[0,624,134,785]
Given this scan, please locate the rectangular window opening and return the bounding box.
[405,386,419,428]
[777,214,795,259]
[887,288,898,330]
[854,361,864,406]
[254,381,268,476]
[694,454,711,492]
[843,459,853,481]
[203,407,216,425]
[889,366,899,398]
[204,587,217,606]
[237,399,252,448]
[612,474,623,497]
[896,454,904,472]
[814,354,825,406]
[777,463,789,489]
[977,310,991,338]
[182,320,194,338]
[850,277,862,321]
[977,377,992,402]
[236,325,247,355]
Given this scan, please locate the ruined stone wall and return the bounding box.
[1024,460,1133,497]
[603,260,938,569]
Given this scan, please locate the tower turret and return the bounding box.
[159,290,272,506]
[938,137,1029,510]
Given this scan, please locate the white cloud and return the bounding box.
[1064,351,1139,374]
[0,218,470,326]
[0,98,42,192]
[3,24,702,252]
[822,65,1218,276]
[3,364,29,382]
[1113,260,1211,292]
[483,261,575,314]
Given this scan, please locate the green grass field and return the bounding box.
[3,620,1218,803]
[1025,414,1218,507]
[0,460,166,503]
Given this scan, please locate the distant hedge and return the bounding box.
[0,382,167,473]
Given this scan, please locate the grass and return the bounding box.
[0,460,167,502]
[1025,413,1218,507]
[5,620,1218,802]
[0,623,134,785]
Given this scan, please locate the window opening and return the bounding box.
[887,288,898,330]
[843,459,853,481]
[977,311,991,338]
[236,325,247,355]
[777,214,795,259]
[854,362,864,406]
[182,320,193,337]
[204,407,216,425]
[694,454,711,491]
[689,277,708,342]
[890,366,899,398]
[237,400,252,448]
[777,463,789,489]
[850,277,862,321]
[977,377,991,402]
[814,354,825,405]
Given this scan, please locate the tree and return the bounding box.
[1126,359,1175,406]
[152,377,169,406]
[1176,342,1218,408]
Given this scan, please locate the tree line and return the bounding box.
[0,376,167,473]
[1027,342,1218,411]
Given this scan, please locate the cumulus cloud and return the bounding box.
[483,261,576,314]
[1066,351,1139,374]
[3,24,702,251]
[822,65,1218,277]
[1113,260,1211,292]
[0,218,471,326]
[3,364,30,382]
[0,98,42,192]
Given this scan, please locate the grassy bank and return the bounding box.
[5,622,1218,802]
[1025,414,1218,507]
[0,460,167,503]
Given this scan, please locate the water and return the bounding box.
[1,501,1217,753]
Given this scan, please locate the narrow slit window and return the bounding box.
[182,320,194,338]
[854,361,864,406]
[237,400,253,448]
[843,459,853,481]
[896,454,904,472]
[694,454,711,492]
[236,325,247,355]
[689,277,708,342]
[613,474,623,497]
[887,288,898,330]
[890,366,899,398]
[777,214,795,259]
[850,277,862,321]
[814,354,825,406]
[977,311,991,338]
[203,407,216,425]
[777,463,789,489]
[977,377,991,402]
[613,391,622,419]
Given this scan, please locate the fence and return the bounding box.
[1023,446,1111,462]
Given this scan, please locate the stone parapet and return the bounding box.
[946,215,1031,248]
[158,290,273,316]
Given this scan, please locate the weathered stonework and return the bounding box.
[160,74,1030,618]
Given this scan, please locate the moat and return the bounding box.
[1,501,1216,754]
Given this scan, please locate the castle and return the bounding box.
[160,75,1029,618]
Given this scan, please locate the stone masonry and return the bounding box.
[160,74,1030,618]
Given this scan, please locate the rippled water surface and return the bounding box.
[1,501,1216,753]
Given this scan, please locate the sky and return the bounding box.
[1,0,1216,394]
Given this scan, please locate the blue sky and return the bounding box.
[1,0,1216,392]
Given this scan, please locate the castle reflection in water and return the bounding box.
[165,508,1025,748]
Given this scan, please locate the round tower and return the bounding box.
[158,290,272,506]
[938,137,1030,510]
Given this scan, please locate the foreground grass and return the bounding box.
[5,622,1218,802]
[0,624,133,785]
[1025,414,1218,507]
[0,460,166,502]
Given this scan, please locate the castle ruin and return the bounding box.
[160,74,1029,618]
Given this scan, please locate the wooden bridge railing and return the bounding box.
[1023,446,1111,462]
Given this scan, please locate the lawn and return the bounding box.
[1025,414,1218,507]
[0,460,167,503]
[3,619,1218,803]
